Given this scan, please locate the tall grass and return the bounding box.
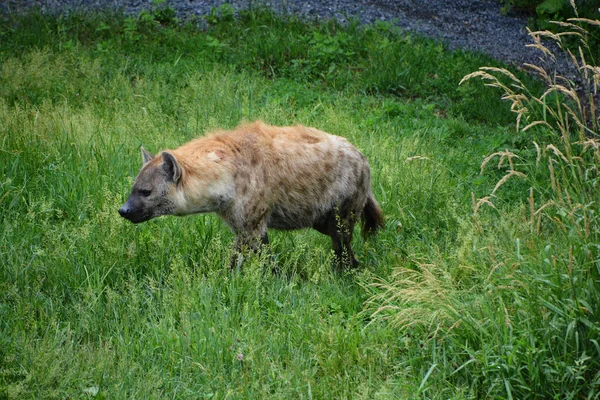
[0,65,392,397]
[0,7,502,397]
[2,3,593,399]
[365,11,600,399]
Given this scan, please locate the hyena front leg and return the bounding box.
[230,219,269,270]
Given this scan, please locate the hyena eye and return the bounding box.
[139,189,152,197]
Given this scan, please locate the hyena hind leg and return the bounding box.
[314,212,359,271]
[333,219,359,271]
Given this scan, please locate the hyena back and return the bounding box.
[119,121,383,269]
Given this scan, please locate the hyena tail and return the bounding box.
[361,192,384,239]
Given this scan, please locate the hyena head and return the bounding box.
[119,147,182,224]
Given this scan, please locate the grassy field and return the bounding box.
[1,4,599,399]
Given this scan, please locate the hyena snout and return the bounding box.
[118,200,147,224]
[118,203,132,218]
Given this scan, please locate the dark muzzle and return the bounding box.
[118,201,148,223]
[118,204,132,219]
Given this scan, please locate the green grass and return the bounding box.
[1,5,599,399]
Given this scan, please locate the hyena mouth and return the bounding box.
[118,206,152,224]
[124,214,153,224]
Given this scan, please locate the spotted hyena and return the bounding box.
[119,121,383,269]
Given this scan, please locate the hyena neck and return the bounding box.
[174,173,235,216]
[167,142,236,216]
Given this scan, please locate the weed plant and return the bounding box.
[0,3,596,399]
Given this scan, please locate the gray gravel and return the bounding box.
[0,0,571,70]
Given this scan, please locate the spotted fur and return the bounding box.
[119,121,383,270]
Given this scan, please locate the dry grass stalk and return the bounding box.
[491,170,526,195]
[525,28,556,61]
[578,47,586,73]
[547,157,568,206]
[365,262,460,334]
[569,18,600,27]
[528,187,536,230]
[523,63,551,84]
[542,85,580,108]
[546,144,570,163]
[533,201,556,217]
[404,155,430,163]
[480,150,520,174]
[480,66,525,88]
[552,21,587,35]
[533,141,542,165]
[566,48,581,70]
[473,195,496,215]
[461,69,533,130]
[466,12,599,238]
[568,0,577,16]
[576,138,600,150]
[523,120,553,132]
[561,102,591,139]
[486,262,504,281]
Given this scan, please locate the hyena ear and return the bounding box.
[161,151,182,183]
[141,146,154,165]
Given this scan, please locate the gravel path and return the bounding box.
[0,0,565,69]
